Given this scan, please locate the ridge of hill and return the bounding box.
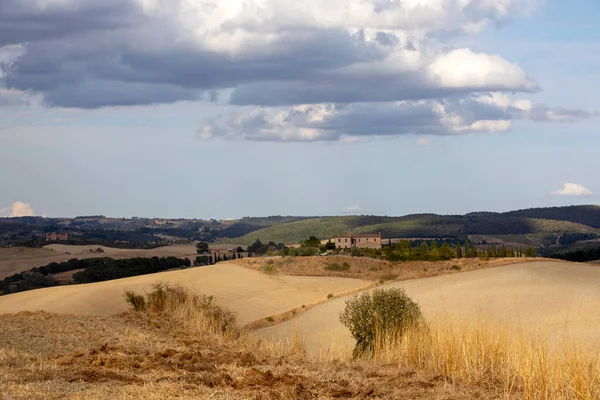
[220,206,600,245]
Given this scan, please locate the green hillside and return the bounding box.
[219,208,600,246]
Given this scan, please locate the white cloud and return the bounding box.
[343,205,362,213]
[200,93,597,142]
[0,201,36,217]
[416,138,432,146]
[552,183,593,197]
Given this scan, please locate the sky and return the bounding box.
[0,0,598,219]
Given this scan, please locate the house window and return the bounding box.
[345,238,348,243]
[366,238,369,241]
[338,239,341,243]
[358,239,361,242]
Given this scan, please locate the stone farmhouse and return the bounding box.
[330,233,382,249]
[46,232,69,241]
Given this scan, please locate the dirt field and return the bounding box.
[0,244,198,280]
[0,263,370,326]
[257,261,600,355]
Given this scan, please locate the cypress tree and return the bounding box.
[456,242,462,259]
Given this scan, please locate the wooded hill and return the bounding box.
[222,206,600,246]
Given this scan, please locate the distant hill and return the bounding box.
[220,206,600,246]
[3,206,600,252]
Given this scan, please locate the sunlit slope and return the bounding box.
[258,261,600,353]
[0,263,371,325]
[221,215,599,245]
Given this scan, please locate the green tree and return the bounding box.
[196,242,210,254]
[340,288,422,358]
[439,243,455,260]
[456,242,462,259]
[430,241,440,260]
[303,236,321,248]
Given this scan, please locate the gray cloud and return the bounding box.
[1,0,542,109]
[200,93,598,142]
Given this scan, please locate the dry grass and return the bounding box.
[371,321,600,400]
[0,284,490,399]
[2,281,599,399]
[234,255,550,282]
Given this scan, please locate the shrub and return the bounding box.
[340,288,422,358]
[325,263,350,271]
[124,290,146,311]
[328,293,334,299]
[266,317,274,323]
[124,283,237,334]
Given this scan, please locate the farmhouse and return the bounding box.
[331,233,382,249]
[46,232,69,241]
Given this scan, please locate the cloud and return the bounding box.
[552,183,593,197]
[343,205,362,214]
[0,0,542,109]
[416,138,432,146]
[0,201,36,217]
[199,93,597,142]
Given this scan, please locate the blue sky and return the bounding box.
[0,0,598,219]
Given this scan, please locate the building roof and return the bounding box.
[331,233,381,239]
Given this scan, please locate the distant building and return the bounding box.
[46,232,69,241]
[330,233,382,249]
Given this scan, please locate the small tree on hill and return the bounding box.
[340,288,422,358]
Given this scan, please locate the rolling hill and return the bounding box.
[220,206,600,245]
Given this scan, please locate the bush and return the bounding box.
[328,293,334,299]
[340,288,422,358]
[124,290,146,311]
[124,283,237,334]
[325,263,351,271]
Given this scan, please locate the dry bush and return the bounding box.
[124,290,146,311]
[125,282,237,335]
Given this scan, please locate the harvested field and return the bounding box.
[0,263,371,326]
[0,310,492,399]
[257,261,600,355]
[0,244,198,280]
